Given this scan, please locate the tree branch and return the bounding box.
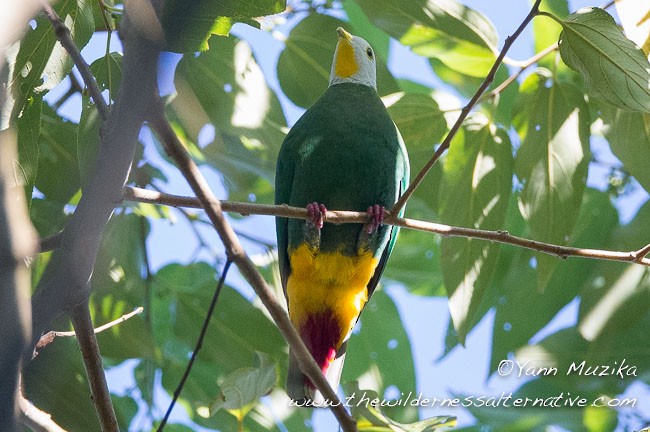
[33,307,144,358]
[69,302,118,431]
[27,3,164,431]
[390,0,543,214]
[19,387,68,432]
[0,129,39,432]
[146,101,358,432]
[41,2,110,120]
[123,186,650,267]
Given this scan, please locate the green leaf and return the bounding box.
[90,213,154,361]
[598,105,650,193]
[490,189,618,374]
[277,14,398,109]
[343,0,391,61]
[210,352,276,415]
[384,91,446,217]
[578,200,650,344]
[34,104,81,204]
[90,52,123,102]
[344,382,456,432]
[9,0,94,118]
[352,0,498,77]
[513,70,590,289]
[23,336,99,431]
[162,0,285,52]
[534,0,569,71]
[384,230,444,297]
[558,7,650,112]
[343,291,418,424]
[173,35,287,202]
[153,263,286,376]
[438,117,512,343]
[16,95,42,207]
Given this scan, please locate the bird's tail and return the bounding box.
[286,346,347,407]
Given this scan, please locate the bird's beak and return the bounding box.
[336,27,353,42]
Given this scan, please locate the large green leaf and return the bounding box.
[598,105,650,193]
[558,7,650,112]
[385,91,446,217]
[34,104,81,204]
[162,0,286,53]
[490,189,618,374]
[23,336,111,431]
[90,213,154,362]
[173,35,286,202]
[89,51,123,103]
[153,263,288,430]
[9,0,94,119]
[277,14,398,109]
[513,70,590,289]
[352,0,498,77]
[384,229,444,297]
[438,117,512,343]
[343,291,418,424]
[578,200,650,345]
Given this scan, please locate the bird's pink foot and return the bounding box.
[306,202,327,229]
[365,204,384,234]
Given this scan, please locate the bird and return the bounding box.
[275,27,409,404]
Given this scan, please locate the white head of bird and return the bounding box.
[329,27,377,89]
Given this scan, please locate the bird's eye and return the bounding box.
[366,47,374,59]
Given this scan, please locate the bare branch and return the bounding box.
[633,243,650,263]
[69,302,118,431]
[123,186,650,267]
[19,392,68,432]
[33,307,144,358]
[0,128,39,432]
[146,102,358,432]
[41,2,110,120]
[391,0,543,214]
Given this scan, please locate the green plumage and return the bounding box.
[276,82,409,284]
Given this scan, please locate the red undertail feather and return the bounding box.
[300,311,342,387]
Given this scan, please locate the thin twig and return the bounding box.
[634,243,650,263]
[156,260,232,432]
[33,307,144,358]
[123,186,650,267]
[41,2,110,120]
[19,392,68,432]
[69,302,119,431]
[390,0,543,214]
[146,102,358,432]
[484,42,558,100]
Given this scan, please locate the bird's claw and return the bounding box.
[306,202,327,229]
[366,204,384,234]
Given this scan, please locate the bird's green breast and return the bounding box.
[276,83,407,256]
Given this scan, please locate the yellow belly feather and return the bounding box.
[287,243,378,346]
